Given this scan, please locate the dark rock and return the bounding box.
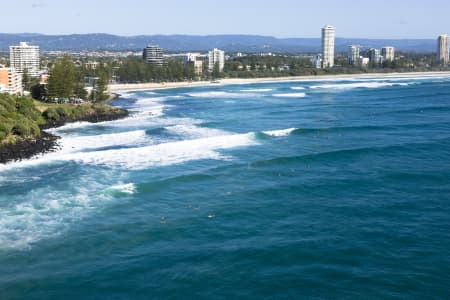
[0,132,60,164]
[39,109,129,130]
[0,107,129,164]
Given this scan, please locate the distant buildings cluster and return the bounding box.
[2,28,450,95]
[142,45,225,76]
[312,25,396,69]
[346,45,395,67]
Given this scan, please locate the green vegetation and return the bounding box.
[0,94,45,144]
[21,69,40,92]
[41,102,125,125]
[38,54,109,102]
[0,93,126,145]
[47,54,77,99]
[117,57,190,83]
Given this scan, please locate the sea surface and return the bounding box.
[1,75,450,299]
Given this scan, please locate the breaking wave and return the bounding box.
[272,93,306,98]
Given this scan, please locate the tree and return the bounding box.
[47,54,76,99]
[31,84,48,100]
[89,72,108,102]
[22,69,31,91]
[73,68,88,99]
[212,62,222,79]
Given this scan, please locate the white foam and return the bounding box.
[187,91,258,98]
[132,97,168,117]
[309,82,407,90]
[240,88,273,92]
[0,177,124,250]
[290,86,305,90]
[47,121,93,133]
[60,130,147,152]
[263,128,297,137]
[109,183,136,194]
[64,132,257,170]
[165,124,229,139]
[350,76,449,82]
[272,93,306,98]
[133,104,166,118]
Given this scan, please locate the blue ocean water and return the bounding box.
[1,74,450,299]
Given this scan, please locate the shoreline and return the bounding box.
[0,104,129,165]
[109,71,450,92]
[0,132,60,164]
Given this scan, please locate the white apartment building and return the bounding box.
[381,46,395,62]
[348,45,360,65]
[9,42,40,77]
[208,48,225,72]
[321,25,335,68]
[437,34,449,65]
[369,48,383,65]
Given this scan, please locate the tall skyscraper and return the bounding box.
[348,45,360,65]
[381,46,395,62]
[143,45,164,66]
[208,48,225,72]
[9,42,40,77]
[321,25,335,68]
[437,34,449,65]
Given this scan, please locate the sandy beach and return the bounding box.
[109,71,450,92]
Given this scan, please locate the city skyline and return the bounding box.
[2,0,450,39]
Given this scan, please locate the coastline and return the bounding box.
[0,104,129,164]
[109,71,450,92]
[0,132,60,164]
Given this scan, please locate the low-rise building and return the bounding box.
[193,60,203,76]
[359,57,370,66]
[183,53,203,76]
[311,54,322,69]
[0,67,23,95]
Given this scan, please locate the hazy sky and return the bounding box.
[3,0,449,38]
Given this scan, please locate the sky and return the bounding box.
[2,0,449,39]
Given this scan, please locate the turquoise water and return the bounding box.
[1,75,450,299]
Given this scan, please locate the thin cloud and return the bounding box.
[31,1,48,8]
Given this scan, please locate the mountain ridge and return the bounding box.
[0,33,436,53]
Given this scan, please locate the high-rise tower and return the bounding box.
[9,42,40,77]
[437,34,449,65]
[321,25,335,68]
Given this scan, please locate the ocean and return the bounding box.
[1,74,450,299]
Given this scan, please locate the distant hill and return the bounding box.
[0,33,437,53]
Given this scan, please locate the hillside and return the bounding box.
[0,94,128,163]
[0,33,437,53]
